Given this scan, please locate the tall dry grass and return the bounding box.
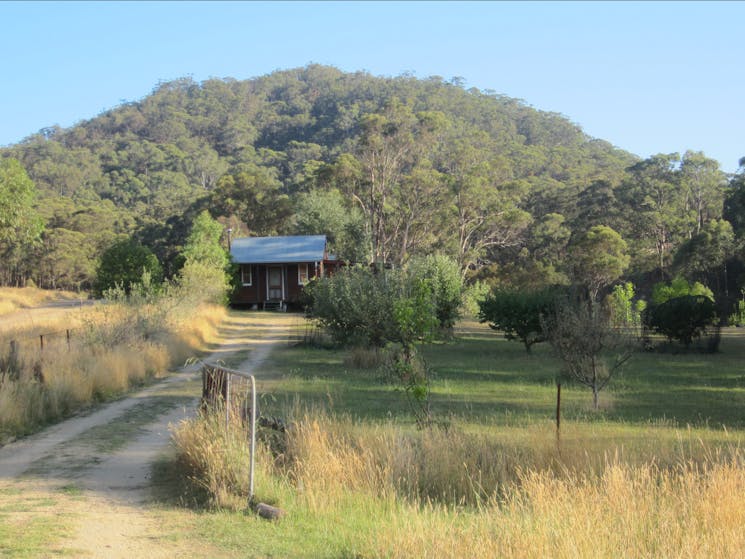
[172,409,745,557]
[366,460,745,558]
[0,286,81,316]
[0,299,225,441]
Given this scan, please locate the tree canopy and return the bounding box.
[0,65,741,311]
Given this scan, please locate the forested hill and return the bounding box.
[2,64,740,299]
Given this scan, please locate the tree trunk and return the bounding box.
[592,386,599,410]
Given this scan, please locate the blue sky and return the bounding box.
[1,1,743,172]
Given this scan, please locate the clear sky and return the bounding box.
[1,1,743,172]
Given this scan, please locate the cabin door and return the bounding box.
[267,266,284,300]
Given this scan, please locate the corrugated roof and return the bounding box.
[230,235,327,264]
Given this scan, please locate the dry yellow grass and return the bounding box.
[366,461,745,559]
[0,286,82,316]
[172,409,745,558]
[0,301,226,441]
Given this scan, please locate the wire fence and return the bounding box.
[3,327,81,355]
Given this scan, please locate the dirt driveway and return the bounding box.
[0,311,297,558]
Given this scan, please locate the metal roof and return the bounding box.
[230,235,327,264]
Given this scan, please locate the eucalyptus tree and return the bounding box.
[355,102,418,265]
[567,225,630,301]
[616,154,686,274]
[680,150,727,236]
[0,158,44,285]
[440,131,531,275]
[354,102,448,265]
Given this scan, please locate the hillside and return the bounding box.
[1,65,737,297]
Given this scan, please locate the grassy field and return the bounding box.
[0,286,83,316]
[0,297,226,443]
[162,315,745,558]
[257,318,745,429]
[2,310,741,557]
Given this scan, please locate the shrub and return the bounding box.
[407,254,462,329]
[645,295,718,348]
[304,266,400,347]
[478,288,556,353]
[728,291,745,326]
[460,280,490,317]
[94,238,162,297]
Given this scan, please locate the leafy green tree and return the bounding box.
[0,158,44,285]
[407,254,463,330]
[177,211,231,305]
[673,219,735,296]
[478,288,556,353]
[355,102,431,265]
[567,225,630,300]
[723,166,745,236]
[95,238,162,296]
[292,188,369,263]
[680,150,727,236]
[182,210,229,269]
[606,282,646,330]
[530,212,571,271]
[645,295,718,348]
[616,154,685,274]
[573,180,622,233]
[651,277,714,305]
[441,132,531,275]
[211,165,292,236]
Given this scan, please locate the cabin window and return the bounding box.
[241,265,253,286]
[298,263,309,285]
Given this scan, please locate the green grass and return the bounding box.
[143,317,745,558]
[258,319,745,431]
[0,485,77,558]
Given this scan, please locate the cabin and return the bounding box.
[230,235,340,310]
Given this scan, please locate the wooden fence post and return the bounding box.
[39,334,44,351]
[556,382,562,449]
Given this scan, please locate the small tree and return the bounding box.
[177,211,231,305]
[391,277,438,426]
[478,288,556,353]
[181,210,230,269]
[407,254,463,330]
[606,282,646,331]
[645,295,718,348]
[541,295,635,410]
[305,265,438,425]
[94,238,162,297]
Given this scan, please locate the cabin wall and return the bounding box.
[231,262,320,306]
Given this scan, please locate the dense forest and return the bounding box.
[1,64,743,311]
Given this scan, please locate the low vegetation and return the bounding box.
[168,318,745,557]
[0,212,231,443]
[0,286,82,316]
[0,295,225,443]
